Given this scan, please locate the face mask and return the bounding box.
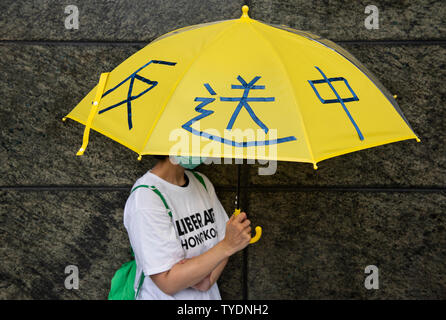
[171,156,207,169]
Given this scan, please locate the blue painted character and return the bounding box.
[98,60,176,130]
[182,76,296,147]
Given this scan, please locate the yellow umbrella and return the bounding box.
[63,5,420,243]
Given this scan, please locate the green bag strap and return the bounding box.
[135,272,145,299]
[129,184,172,298]
[189,170,207,192]
[130,185,172,217]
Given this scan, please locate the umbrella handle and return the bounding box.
[233,209,262,244]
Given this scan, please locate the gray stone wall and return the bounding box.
[1,0,445,299]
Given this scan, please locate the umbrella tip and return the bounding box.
[241,5,250,19]
[137,154,142,161]
[313,163,318,170]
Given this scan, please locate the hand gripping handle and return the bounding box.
[233,209,262,244]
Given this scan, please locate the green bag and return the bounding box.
[107,170,207,300]
[108,257,144,300]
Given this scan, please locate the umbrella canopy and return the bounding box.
[64,5,419,169]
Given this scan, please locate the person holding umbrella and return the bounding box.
[64,5,420,300]
[123,155,252,299]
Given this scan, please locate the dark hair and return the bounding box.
[153,155,169,160]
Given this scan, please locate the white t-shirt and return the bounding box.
[123,169,229,300]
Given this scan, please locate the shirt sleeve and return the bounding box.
[199,173,230,242]
[125,189,185,276]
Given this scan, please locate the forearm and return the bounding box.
[151,241,231,295]
[209,258,228,286]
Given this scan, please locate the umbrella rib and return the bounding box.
[247,22,318,169]
[138,20,238,156]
